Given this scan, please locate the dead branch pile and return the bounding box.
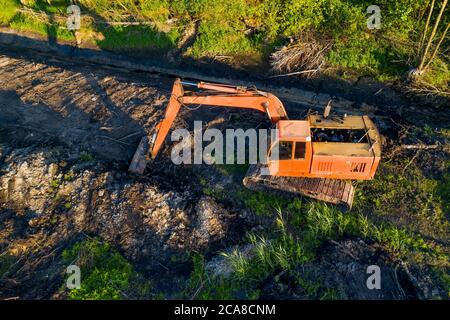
[406,77,450,97]
[270,37,332,78]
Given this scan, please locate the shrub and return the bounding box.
[62,238,144,300]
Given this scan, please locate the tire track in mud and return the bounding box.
[0,53,168,163]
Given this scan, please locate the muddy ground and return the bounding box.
[0,48,448,299]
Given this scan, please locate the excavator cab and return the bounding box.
[267,120,312,176]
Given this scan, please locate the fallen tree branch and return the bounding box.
[401,144,443,150]
[384,143,448,164]
[267,69,320,79]
[17,7,156,27]
[270,37,331,79]
[402,149,421,174]
[118,131,144,141]
[190,280,206,300]
[408,85,450,96]
[329,240,359,261]
[95,135,133,146]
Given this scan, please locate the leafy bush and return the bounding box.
[79,151,94,162]
[189,20,256,57]
[23,0,69,13]
[327,34,410,80]
[62,238,145,300]
[421,58,450,89]
[140,0,170,22]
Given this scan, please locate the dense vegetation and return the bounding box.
[0,0,448,89]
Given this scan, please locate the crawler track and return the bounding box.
[243,164,355,209]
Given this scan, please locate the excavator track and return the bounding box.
[243,164,355,210]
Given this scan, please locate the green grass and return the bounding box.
[96,25,180,52]
[355,161,450,239]
[9,12,75,41]
[202,186,225,200]
[0,0,19,24]
[1,0,447,87]
[183,253,244,300]
[437,166,450,215]
[235,161,447,259]
[292,201,436,259]
[421,58,450,90]
[189,20,260,58]
[24,0,69,13]
[215,163,249,179]
[0,254,15,278]
[236,189,288,217]
[327,34,411,81]
[79,151,94,162]
[294,273,341,300]
[62,238,149,300]
[63,169,75,181]
[50,178,60,189]
[218,218,310,289]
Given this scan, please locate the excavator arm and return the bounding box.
[129,78,288,173]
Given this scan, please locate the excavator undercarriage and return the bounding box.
[243,164,355,209]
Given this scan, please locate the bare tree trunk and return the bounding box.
[418,0,436,54]
[418,0,448,72]
[424,22,450,70]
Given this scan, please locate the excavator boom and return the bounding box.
[133,78,288,165]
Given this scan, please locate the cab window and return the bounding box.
[294,142,306,159]
[279,141,293,160]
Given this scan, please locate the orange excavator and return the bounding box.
[129,79,381,209]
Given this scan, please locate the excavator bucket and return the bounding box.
[128,79,183,174]
[128,135,151,174]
